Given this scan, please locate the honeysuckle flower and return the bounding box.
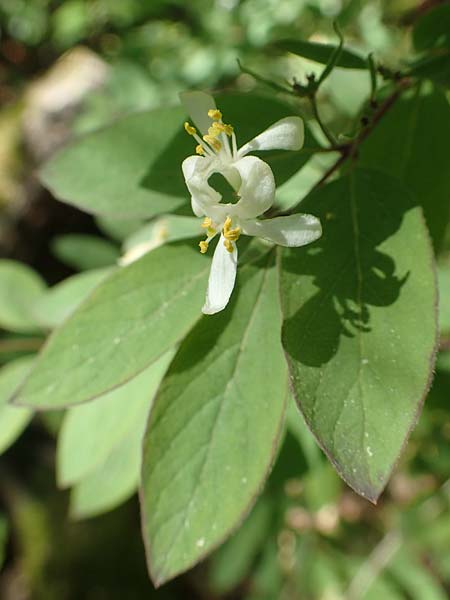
[181,91,322,315]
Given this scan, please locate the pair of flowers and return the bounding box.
[181,91,322,315]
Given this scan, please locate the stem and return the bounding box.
[309,94,337,146]
[312,78,413,192]
[346,531,402,600]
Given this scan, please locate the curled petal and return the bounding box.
[233,156,276,219]
[238,116,305,157]
[179,91,217,136]
[242,214,322,247]
[182,156,219,216]
[202,235,238,315]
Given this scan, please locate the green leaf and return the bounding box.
[276,39,367,69]
[39,94,316,218]
[413,4,450,52]
[0,357,34,454]
[51,234,120,271]
[408,53,450,88]
[70,427,142,519]
[0,260,46,333]
[140,255,287,585]
[15,243,210,409]
[39,105,188,219]
[57,349,175,487]
[280,169,437,502]
[359,84,450,252]
[32,268,114,329]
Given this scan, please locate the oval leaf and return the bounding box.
[15,243,210,409]
[276,39,367,69]
[280,169,438,502]
[39,94,317,218]
[32,268,113,330]
[140,255,287,586]
[58,349,175,487]
[359,84,450,252]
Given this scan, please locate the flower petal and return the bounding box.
[242,214,322,247]
[182,155,219,217]
[233,156,276,219]
[238,116,305,157]
[202,235,238,315]
[179,91,217,136]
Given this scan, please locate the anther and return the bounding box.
[184,122,197,136]
[196,144,205,155]
[208,109,222,121]
[224,239,234,253]
[202,217,213,228]
[203,134,222,151]
[199,240,209,254]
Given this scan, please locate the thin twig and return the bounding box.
[346,530,402,600]
[309,94,337,146]
[311,78,414,192]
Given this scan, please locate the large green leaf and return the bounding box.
[0,357,34,454]
[408,53,450,89]
[280,169,437,502]
[58,349,175,487]
[0,260,46,333]
[276,39,367,69]
[140,254,287,585]
[359,84,450,252]
[39,94,317,219]
[413,4,450,51]
[15,243,210,409]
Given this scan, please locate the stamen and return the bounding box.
[224,239,234,253]
[203,134,222,151]
[199,240,209,254]
[223,215,241,244]
[208,109,222,121]
[202,217,213,228]
[208,125,221,138]
[231,132,237,157]
[196,144,205,156]
[211,122,234,137]
[184,122,197,136]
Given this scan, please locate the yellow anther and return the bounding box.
[203,134,222,151]
[224,216,232,230]
[223,216,241,244]
[208,125,221,138]
[196,144,205,156]
[184,122,197,136]
[199,240,209,254]
[224,239,234,253]
[211,121,234,136]
[208,109,222,120]
[202,217,213,228]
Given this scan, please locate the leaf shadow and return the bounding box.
[282,173,411,368]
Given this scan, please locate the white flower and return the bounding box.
[181,91,322,315]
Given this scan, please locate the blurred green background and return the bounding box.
[1,1,450,599]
